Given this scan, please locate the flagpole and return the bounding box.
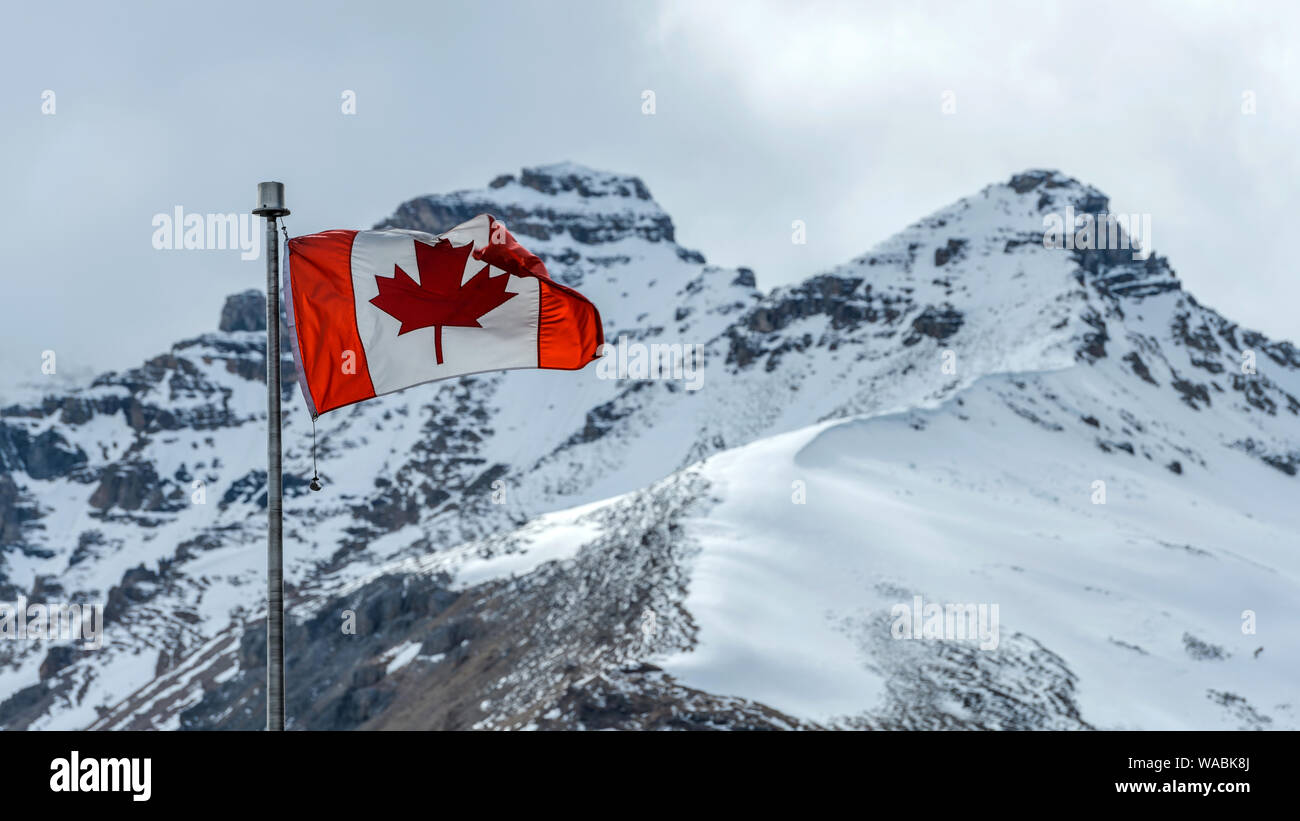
[254,181,290,731]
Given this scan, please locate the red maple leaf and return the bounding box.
[369,239,518,364]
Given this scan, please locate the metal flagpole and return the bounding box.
[254,181,290,731]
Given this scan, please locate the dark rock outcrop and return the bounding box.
[0,426,87,480]
[89,462,183,512]
[906,305,964,344]
[219,290,267,332]
[375,164,681,248]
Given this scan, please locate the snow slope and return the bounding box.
[661,362,1298,729]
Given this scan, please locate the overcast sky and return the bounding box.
[1,0,1296,393]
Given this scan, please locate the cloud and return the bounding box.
[0,0,1296,390]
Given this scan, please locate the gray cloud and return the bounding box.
[1,0,1296,392]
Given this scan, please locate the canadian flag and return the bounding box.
[285,215,603,417]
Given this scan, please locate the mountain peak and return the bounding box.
[498,162,654,202]
[868,167,1179,301]
[1007,168,1089,194]
[1000,169,1111,220]
[1002,171,1179,299]
[218,289,266,333]
[376,163,680,250]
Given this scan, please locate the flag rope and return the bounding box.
[280,218,322,494]
[310,419,321,492]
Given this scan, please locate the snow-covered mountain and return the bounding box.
[1,165,1296,730]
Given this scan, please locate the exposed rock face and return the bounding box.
[0,475,39,547]
[0,425,87,480]
[40,646,78,681]
[172,470,711,731]
[89,462,184,513]
[104,564,167,624]
[907,305,964,344]
[217,289,292,356]
[219,289,266,332]
[519,164,653,201]
[1011,168,1180,299]
[934,238,967,267]
[376,162,682,249]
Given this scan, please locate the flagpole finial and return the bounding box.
[254,181,290,217]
